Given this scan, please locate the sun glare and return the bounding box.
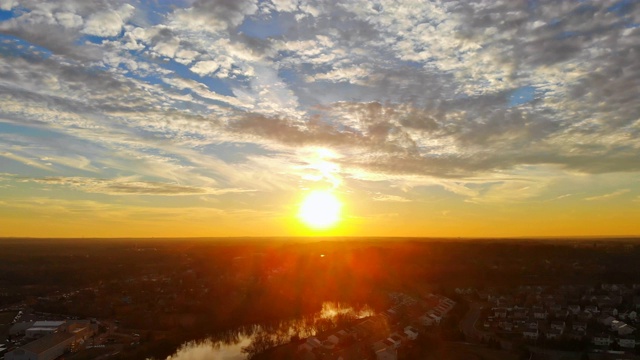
[299,190,342,230]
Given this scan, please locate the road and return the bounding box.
[459,301,517,351]
[460,301,489,341]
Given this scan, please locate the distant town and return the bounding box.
[2,238,640,360]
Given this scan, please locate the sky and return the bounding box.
[0,0,639,238]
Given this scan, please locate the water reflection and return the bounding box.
[165,302,373,360]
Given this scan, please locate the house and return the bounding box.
[600,316,616,326]
[554,310,569,319]
[572,322,587,332]
[568,304,581,315]
[327,334,340,345]
[619,311,629,320]
[372,340,391,353]
[585,305,598,314]
[421,312,441,326]
[577,311,593,322]
[297,343,315,354]
[533,310,548,320]
[550,321,565,332]
[618,337,636,349]
[615,323,635,336]
[592,334,612,346]
[375,347,397,360]
[566,330,586,340]
[546,329,563,340]
[322,340,335,350]
[549,304,562,312]
[513,310,528,319]
[500,321,513,331]
[308,337,322,347]
[387,333,403,349]
[403,326,419,340]
[523,329,538,340]
[494,308,507,319]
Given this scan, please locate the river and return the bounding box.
[164,302,374,360]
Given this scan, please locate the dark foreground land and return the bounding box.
[1,237,640,359]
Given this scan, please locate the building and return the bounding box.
[523,329,538,340]
[5,333,75,360]
[375,347,397,360]
[618,337,636,349]
[592,334,612,346]
[403,326,419,340]
[572,322,587,332]
[546,329,563,340]
[615,323,635,336]
[550,321,565,332]
[25,327,58,339]
[533,310,548,320]
[568,304,581,315]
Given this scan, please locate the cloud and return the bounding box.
[190,60,220,76]
[584,189,631,201]
[372,194,410,202]
[83,4,135,37]
[172,0,259,32]
[25,177,252,196]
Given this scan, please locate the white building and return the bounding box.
[523,329,538,340]
[618,337,636,349]
[403,326,419,340]
[592,335,612,346]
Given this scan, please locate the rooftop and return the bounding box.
[32,321,65,328]
[21,332,75,355]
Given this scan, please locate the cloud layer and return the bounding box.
[1,0,640,235]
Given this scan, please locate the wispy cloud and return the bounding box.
[24,177,253,196]
[372,194,411,203]
[584,189,631,201]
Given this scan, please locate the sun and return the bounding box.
[298,190,342,230]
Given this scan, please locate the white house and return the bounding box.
[592,334,612,346]
[546,329,562,340]
[523,329,538,340]
[618,337,636,349]
[568,305,581,315]
[403,326,419,340]
[533,310,548,320]
[494,308,507,319]
[584,305,598,314]
[572,322,587,332]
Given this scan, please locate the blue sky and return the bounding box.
[1,0,640,237]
